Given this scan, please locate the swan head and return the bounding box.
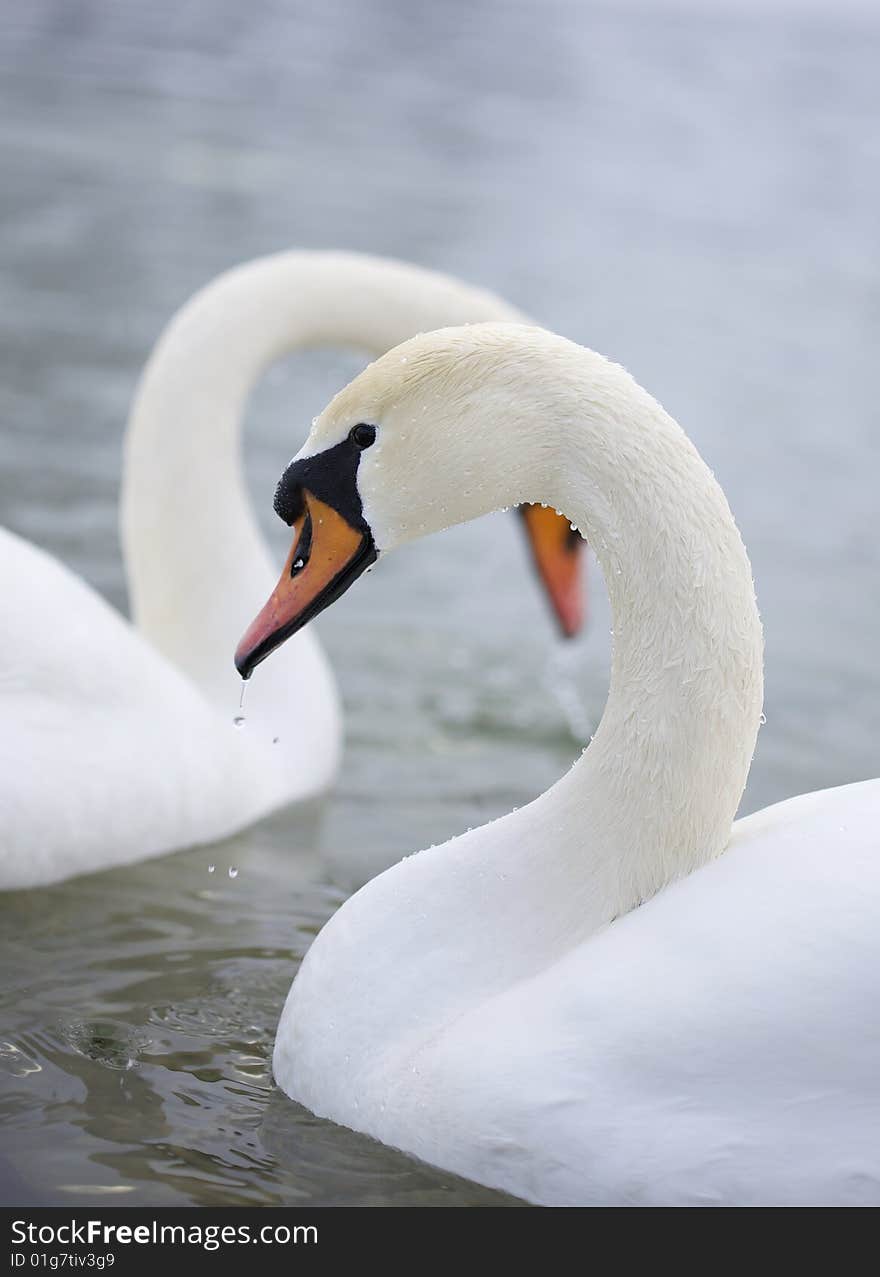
[235,324,583,678]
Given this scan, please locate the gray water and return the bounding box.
[1,0,878,1207]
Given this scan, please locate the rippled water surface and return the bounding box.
[1,0,878,1205]
[0,822,522,1204]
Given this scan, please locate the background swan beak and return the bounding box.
[519,504,586,638]
[235,491,376,679]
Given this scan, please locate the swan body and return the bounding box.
[281,779,879,1207]
[0,525,290,886]
[1,255,531,890]
[251,324,879,1206]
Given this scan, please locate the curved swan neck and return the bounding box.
[120,252,525,695]
[544,349,764,911]
[278,327,765,1094]
[359,325,762,941]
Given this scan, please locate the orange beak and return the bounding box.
[235,490,376,679]
[518,505,586,638]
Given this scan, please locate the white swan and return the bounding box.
[0,257,582,891]
[238,323,880,1207]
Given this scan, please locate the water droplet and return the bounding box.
[238,682,247,711]
[233,715,245,728]
[272,736,280,745]
[228,866,239,879]
[759,712,767,725]
[207,864,216,874]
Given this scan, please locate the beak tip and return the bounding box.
[234,631,262,680]
[551,575,584,640]
[558,603,584,640]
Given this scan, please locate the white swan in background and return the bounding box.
[238,323,880,1206]
[0,255,582,891]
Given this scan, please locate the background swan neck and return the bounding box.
[120,251,525,697]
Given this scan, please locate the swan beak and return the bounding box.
[235,491,376,679]
[519,505,586,638]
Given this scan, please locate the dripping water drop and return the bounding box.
[228,866,239,880]
[233,715,246,729]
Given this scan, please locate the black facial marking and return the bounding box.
[274,435,371,534]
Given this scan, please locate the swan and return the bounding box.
[0,257,583,891]
[237,323,880,1206]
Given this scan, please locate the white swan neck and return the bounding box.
[444,340,765,943]
[280,328,765,1102]
[547,356,764,917]
[350,326,763,929]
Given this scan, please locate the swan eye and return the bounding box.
[349,422,377,450]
